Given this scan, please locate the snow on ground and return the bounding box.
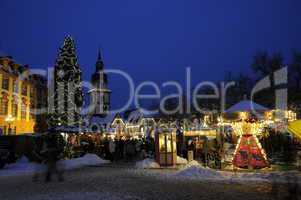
[136,156,196,168]
[1,155,300,184]
[133,159,300,184]
[183,160,202,167]
[30,192,142,200]
[60,153,110,170]
[176,166,221,179]
[135,158,160,169]
[0,156,45,177]
[0,154,110,177]
[175,164,300,183]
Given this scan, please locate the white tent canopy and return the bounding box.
[225,100,269,113]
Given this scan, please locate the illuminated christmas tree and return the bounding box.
[49,36,83,127]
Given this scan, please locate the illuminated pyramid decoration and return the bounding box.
[232,122,269,169]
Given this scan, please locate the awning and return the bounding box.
[288,120,301,140]
[225,100,268,113]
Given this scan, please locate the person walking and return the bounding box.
[114,139,120,162]
[187,140,194,161]
[42,133,64,182]
[118,139,124,160]
[109,139,116,162]
[125,139,135,162]
[32,136,44,182]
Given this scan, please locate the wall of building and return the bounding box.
[0,58,36,135]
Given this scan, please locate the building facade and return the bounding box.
[30,74,48,132]
[0,56,37,134]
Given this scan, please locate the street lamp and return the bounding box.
[5,114,15,135]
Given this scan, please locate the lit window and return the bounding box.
[12,101,18,118]
[2,78,9,90]
[30,102,35,119]
[13,80,18,93]
[30,87,34,98]
[21,102,26,119]
[0,98,8,115]
[21,84,27,96]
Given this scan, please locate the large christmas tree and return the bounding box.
[49,36,83,127]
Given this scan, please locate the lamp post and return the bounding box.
[5,114,15,135]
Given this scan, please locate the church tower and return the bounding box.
[88,50,111,117]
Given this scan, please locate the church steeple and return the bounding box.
[96,48,104,71]
[88,49,111,117]
[97,47,102,60]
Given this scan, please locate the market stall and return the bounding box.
[155,128,177,166]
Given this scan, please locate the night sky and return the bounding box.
[0,0,300,110]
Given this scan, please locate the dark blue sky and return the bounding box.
[0,0,300,109]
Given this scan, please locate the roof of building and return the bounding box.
[0,51,12,59]
[225,100,269,113]
[88,112,124,125]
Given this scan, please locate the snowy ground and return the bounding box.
[134,157,300,184]
[0,165,293,200]
[26,192,141,200]
[0,154,110,177]
[0,157,300,199]
[174,165,300,183]
[2,155,300,184]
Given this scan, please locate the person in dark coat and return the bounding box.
[42,133,65,182]
[118,139,124,160]
[125,140,135,162]
[32,136,44,182]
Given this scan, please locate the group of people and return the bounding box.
[64,133,156,163]
[177,135,223,169]
[31,133,157,182]
[102,137,155,162]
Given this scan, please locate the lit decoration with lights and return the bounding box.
[232,122,269,169]
[239,112,248,120]
[5,114,15,135]
[203,115,210,127]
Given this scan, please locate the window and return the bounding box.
[104,93,110,104]
[30,87,35,98]
[13,80,18,93]
[30,102,35,120]
[12,101,18,118]
[21,84,27,96]
[2,78,9,90]
[21,102,26,120]
[0,98,8,115]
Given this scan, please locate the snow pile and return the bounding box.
[178,160,202,170]
[176,165,222,179]
[60,154,110,170]
[17,156,30,164]
[0,156,45,177]
[186,160,201,167]
[0,154,110,177]
[176,156,188,165]
[174,165,297,183]
[135,158,160,169]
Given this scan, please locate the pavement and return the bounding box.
[0,164,296,200]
